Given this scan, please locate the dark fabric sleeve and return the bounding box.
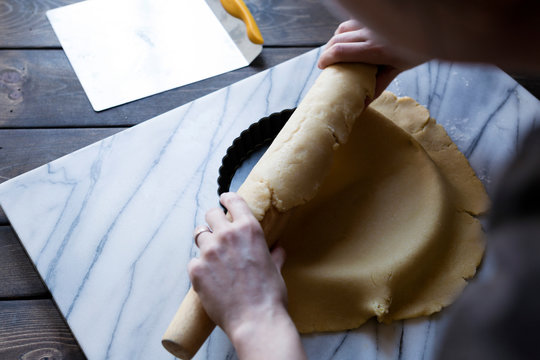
[435,127,540,360]
[490,127,540,229]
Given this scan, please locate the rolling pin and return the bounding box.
[162,63,377,359]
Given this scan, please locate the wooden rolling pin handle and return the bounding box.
[162,287,215,359]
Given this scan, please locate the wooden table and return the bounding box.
[0,1,341,358]
[0,1,538,358]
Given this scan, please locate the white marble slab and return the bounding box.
[1,48,539,360]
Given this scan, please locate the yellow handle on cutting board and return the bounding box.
[221,0,264,44]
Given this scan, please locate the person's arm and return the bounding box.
[188,192,307,360]
[318,19,427,98]
[230,306,307,360]
[324,1,540,75]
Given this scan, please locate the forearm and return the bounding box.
[230,306,307,360]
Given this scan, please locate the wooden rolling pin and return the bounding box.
[162,63,376,359]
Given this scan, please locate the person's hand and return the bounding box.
[188,192,306,359]
[318,19,424,98]
[188,192,287,333]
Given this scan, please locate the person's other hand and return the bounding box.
[188,192,288,337]
[189,193,306,359]
[318,19,423,98]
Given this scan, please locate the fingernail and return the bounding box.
[220,192,232,201]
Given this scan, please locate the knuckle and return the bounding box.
[326,36,337,48]
[234,219,251,232]
[240,219,264,243]
[202,243,222,261]
[216,227,236,243]
[351,19,364,29]
[215,218,263,246]
[188,260,204,281]
[351,29,365,42]
[228,195,246,208]
[329,43,345,58]
[336,19,360,34]
[336,21,349,34]
[206,207,222,218]
[362,27,373,38]
[235,218,259,233]
[222,192,238,204]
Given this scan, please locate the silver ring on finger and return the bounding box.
[193,225,212,247]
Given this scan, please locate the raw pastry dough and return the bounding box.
[237,63,377,245]
[237,61,487,332]
[280,92,488,332]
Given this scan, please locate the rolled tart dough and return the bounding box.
[280,92,488,332]
[237,64,488,332]
[237,63,377,245]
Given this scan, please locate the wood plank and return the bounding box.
[0,0,72,48]
[0,128,124,183]
[252,0,340,46]
[0,47,312,128]
[0,128,125,224]
[0,226,48,298]
[510,74,540,100]
[0,299,86,359]
[0,0,338,48]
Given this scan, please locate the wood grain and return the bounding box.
[0,0,72,48]
[0,0,338,48]
[249,0,340,46]
[0,128,124,184]
[0,299,86,359]
[0,226,47,298]
[0,48,311,128]
[0,128,125,224]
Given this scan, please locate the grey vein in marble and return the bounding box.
[0,48,539,359]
